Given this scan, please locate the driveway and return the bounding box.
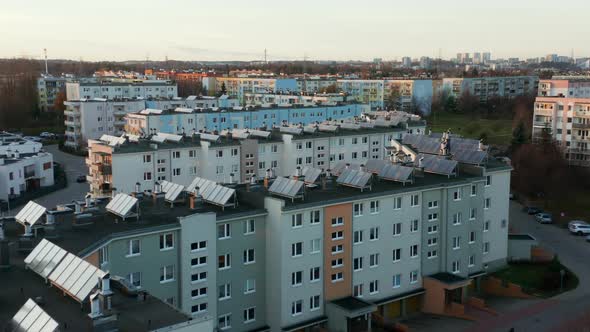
[12,145,89,211]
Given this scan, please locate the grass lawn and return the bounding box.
[493,262,579,298]
[426,111,513,146]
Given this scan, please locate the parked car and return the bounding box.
[535,213,553,224]
[110,275,139,296]
[76,175,87,183]
[523,206,542,215]
[23,136,42,142]
[569,223,590,235]
[568,220,588,228]
[39,132,56,139]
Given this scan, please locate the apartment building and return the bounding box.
[203,77,298,104]
[296,78,338,94]
[87,117,426,197]
[124,103,370,136]
[66,80,177,101]
[145,95,239,110]
[532,78,590,166]
[337,80,385,109]
[64,99,146,149]
[0,132,54,200]
[383,79,433,115]
[37,75,72,111]
[9,130,510,332]
[243,92,350,107]
[442,76,538,102]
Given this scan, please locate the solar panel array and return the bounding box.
[10,299,58,332]
[452,148,487,165]
[156,132,183,142]
[186,176,216,193]
[175,107,194,113]
[269,177,305,199]
[48,253,106,302]
[24,239,68,278]
[201,184,236,207]
[15,201,46,226]
[139,108,163,115]
[231,129,250,139]
[340,122,361,130]
[161,180,185,202]
[199,133,220,142]
[402,134,440,154]
[379,164,414,183]
[360,122,375,129]
[106,193,138,218]
[336,169,372,190]
[417,154,458,176]
[331,162,361,175]
[294,166,322,184]
[279,126,303,135]
[249,129,271,138]
[304,125,318,133]
[318,124,338,132]
[151,135,166,143]
[99,134,125,146]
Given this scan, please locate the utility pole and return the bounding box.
[43,48,48,75]
[264,48,267,64]
[303,53,308,95]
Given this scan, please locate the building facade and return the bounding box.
[66,80,177,101]
[442,76,538,102]
[37,75,71,112]
[383,80,433,115]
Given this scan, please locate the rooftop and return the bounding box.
[429,272,468,284]
[508,234,537,241]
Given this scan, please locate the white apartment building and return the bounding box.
[203,77,298,104]
[0,132,54,200]
[64,99,146,149]
[337,80,385,109]
[145,95,239,110]
[37,75,72,112]
[442,76,539,102]
[384,80,433,115]
[66,80,177,101]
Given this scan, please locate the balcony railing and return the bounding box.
[533,121,552,127]
[572,123,590,129]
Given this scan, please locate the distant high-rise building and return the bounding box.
[545,54,558,62]
[419,56,432,69]
[401,56,412,68]
[473,52,482,64]
[482,52,492,63]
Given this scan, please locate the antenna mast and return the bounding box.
[43,48,48,75]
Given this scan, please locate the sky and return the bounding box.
[2,0,589,62]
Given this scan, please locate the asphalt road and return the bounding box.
[12,145,89,210]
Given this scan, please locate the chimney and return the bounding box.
[229,173,235,184]
[14,150,19,159]
[478,139,484,151]
[263,176,269,189]
[23,223,33,237]
[360,164,366,173]
[418,156,425,168]
[74,201,82,214]
[250,175,256,185]
[111,188,117,199]
[294,166,301,181]
[135,182,141,194]
[45,213,55,225]
[321,172,327,190]
[345,163,350,170]
[85,194,92,208]
[89,292,102,319]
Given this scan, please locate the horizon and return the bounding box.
[2,0,589,62]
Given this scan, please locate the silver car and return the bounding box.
[535,213,553,224]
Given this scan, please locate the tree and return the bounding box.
[457,91,480,114]
[53,92,67,112]
[386,88,401,110]
[443,95,457,113]
[320,83,338,94]
[511,121,528,148]
[219,82,227,96]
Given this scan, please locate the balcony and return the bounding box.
[572,122,590,129]
[533,121,552,128]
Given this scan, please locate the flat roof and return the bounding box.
[508,234,536,241]
[429,272,468,284]
[331,297,375,312]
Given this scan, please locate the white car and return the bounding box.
[569,224,590,235]
[568,220,588,228]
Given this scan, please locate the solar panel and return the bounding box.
[340,122,361,130]
[331,162,361,175]
[452,148,487,165]
[186,176,217,193]
[199,133,220,142]
[126,134,140,142]
[48,253,106,302]
[249,129,271,138]
[360,122,375,129]
[337,169,372,191]
[294,166,322,184]
[268,177,305,200]
[106,193,138,218]
[143,108,163,114]
[15,201,46,226]
[417,154,458,176]
[202,184,236,207]
[379,164,414,184]
[365,159,388,174]
[186,95,197,101]
[231,129,250,139]
[318,124,338,132]
[151,135,166,143]
[280,126,303,135]
[24,239,68,278]
[175,107,194,113]
[161,181,185,202]
[303,125,318,133]
[157,132,183,142]
[10,299,58,332]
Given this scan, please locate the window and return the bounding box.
[427,237,438,246]
[216,166,224,174]
[172,151,180,159]
[310,295,321,311]
[353,230,363,244]
[243,249,255,264]
[126,272,141,288]
[218,254,231,270]
[369,253,379,267]
[393,197,402,210]
[471,184,477,196]
[331,245,343,254]
[427,250,438,258]
[469,255,475,267]
[369,280,379,294]
[332,272,344,282]
[143,172,152,181]
[452,236,461,250]
[393,248,401,262]
[486,175,491,186]
[354,203,364,216]
[453,189,462,201]
[143,155,152,163]
[310,267,320,282]
[353,284,364,297]
[470,208,477,220]
[393,274,401,288]
[191,256,207,267]
[291,271,303,286]
[218,224,231,239]
[452,260,460,273]
[428,200,438,209]
[427,225,438,234]
[453,212,462,225]
[192,287,207,298]
[410,270,418,283]
[469,232,476,243]
[310,210,320,224]
[410,244,419,258]
[331,258,343,268]
[243,219,255,235]
[219,283,231,300]
[410,194,419,207]
[484,242,490,254]
[173,168,181,176]
[99,246,109,266]
[191,241,207,251]
[216,150,223,158]
[310,238,321,253]
[245,279,256,294]
[331,217,344,227]
[159,233,173,250]
[369,227,379,241]
[128,239,140,256]
[502,219,507,228]
[484,220,490,232]
[332,231,343,240]
[353,257,363,271]
[160,265,174,283]
[243,307,256,323]
[370,200,380,213]
[393,223,402,236]
[410,219,419,232]
[292,242,303,257]
[485,198,491,209]
[218,314,231,330]
[189,150,197,158]
[191,302,207,314]
[291,300,303,316]
[292,213,303,228]
[428,213,438,221]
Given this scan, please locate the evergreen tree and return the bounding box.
[220,82,227,95]
[511,121,528,147]
[443,96,457,113]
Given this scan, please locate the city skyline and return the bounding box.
[2,0,589,62]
